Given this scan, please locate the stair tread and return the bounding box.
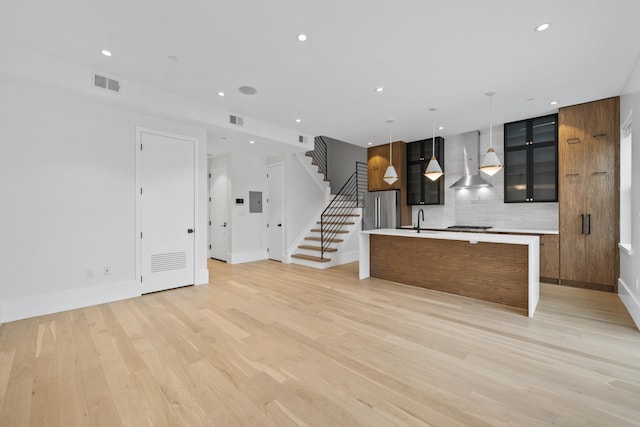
[305,237,344,243]
[298,245,338,252]
[317,221,355,225]
[291,254,331,262]
[323,214,360,217]
[310,229,349,233]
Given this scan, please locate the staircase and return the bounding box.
[291,162,367,268]
[305,136,329,182]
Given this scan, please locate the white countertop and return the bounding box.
[364,228,539,245]
[400,225,558,235]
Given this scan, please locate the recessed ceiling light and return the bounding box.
[295,118,301,123]
[249,140,255,144]
[550,100,559,105]
[438,126,444,130]
[367,142,372,146]
[297,34,308,42]
[217,91,225,97]
[375,87,384,93]
[238,86,258,95]
[168,55,179,61]
[535,23,551,32]
[100,49,112,57]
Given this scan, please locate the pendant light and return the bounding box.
[383,120,399,185]
[424,107,444,181]
[480,91,503,176]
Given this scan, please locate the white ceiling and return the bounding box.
[2,0,640,149]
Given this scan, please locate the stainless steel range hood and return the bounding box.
[450,130,492,189]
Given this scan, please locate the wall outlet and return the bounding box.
[103,266,110,275]
[86,269,94,279]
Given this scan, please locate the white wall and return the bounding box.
[228,153,269,263]
[619,53,640,330]
[283,155,328,257]
[0,77,208,322]
[411,128,559,230]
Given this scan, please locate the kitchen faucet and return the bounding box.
[417,209,424,233]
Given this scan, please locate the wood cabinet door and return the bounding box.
[367,143,403,191]
[367,145,387,191]
[540,234,559,280]
[559,105,587,283]
[584,98,618,286]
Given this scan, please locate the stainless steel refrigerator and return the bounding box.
[362,190,401,230]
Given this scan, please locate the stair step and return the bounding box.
[310,229,349,233]
[317,221,355,225]
[305,152,313,157]
[291,254,331,263]
[298,245,338,252]
[305,237,344,243]
[323,214,360,217]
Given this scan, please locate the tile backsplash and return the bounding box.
[410,129,559,230]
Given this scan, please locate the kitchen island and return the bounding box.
[359,229,539,317]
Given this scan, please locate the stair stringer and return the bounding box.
[283,191,333,264]
[294,152,331,195]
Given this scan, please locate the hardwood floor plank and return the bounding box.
[0,259,639,426]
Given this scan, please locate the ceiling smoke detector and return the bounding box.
[238,86,258,95]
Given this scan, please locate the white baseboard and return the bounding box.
[0,280,140,324]
[230,250,268,264]
[619,278,640,331]
[195,268,209,285]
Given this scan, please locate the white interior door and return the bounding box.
[267,163,284,261]
[140,131,195,293]
[210,166,229,261]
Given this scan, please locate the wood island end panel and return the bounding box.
[370,234,529,309]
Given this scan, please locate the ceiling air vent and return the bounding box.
[92,73,120,93]
[229,114,244,126]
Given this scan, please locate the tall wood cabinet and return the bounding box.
[367,141,406,191]
[367,141,412,225]
[558,97,619,291]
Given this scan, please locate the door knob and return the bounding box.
[187,229,194,233]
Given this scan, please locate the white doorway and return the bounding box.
[209,165,229,261]
[267,163,284,261]
[137,129,195,294]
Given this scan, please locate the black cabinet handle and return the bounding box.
[587,214,591,235]
[581,214,585,235]
[277,223,282,227]
[187,228,194,234]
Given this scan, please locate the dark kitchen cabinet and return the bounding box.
[504,114,558,203]
[406,137,445,205]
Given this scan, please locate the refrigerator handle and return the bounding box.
[376,197,381,229]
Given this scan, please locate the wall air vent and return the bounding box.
[229,114,244,126]
[92,73,120,93]
[298,135,307,143]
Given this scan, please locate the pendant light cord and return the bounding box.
[432,110,436,155]
[489,93,494,149]
[389,125,393,165]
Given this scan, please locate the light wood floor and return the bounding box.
[1,260,639,426]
